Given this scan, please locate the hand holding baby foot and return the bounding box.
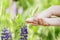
[26,5,60,26]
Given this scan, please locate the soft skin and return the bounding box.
[26,5,60,26]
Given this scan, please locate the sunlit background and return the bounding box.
[0,0,60,40]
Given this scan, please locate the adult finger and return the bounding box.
[39,18,60,26]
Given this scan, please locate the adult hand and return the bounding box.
[26,5,60,26]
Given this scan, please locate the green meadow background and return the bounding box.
[0,0,60,40]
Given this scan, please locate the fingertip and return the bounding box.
[25,18,34,23]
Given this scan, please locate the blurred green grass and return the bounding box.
[0,0,60,40]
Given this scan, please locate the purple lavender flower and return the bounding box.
[10,2,17,19]
[20,25,28,40]
[21,26,28,34]
[1,28,12,40]
[18,7,23,14]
